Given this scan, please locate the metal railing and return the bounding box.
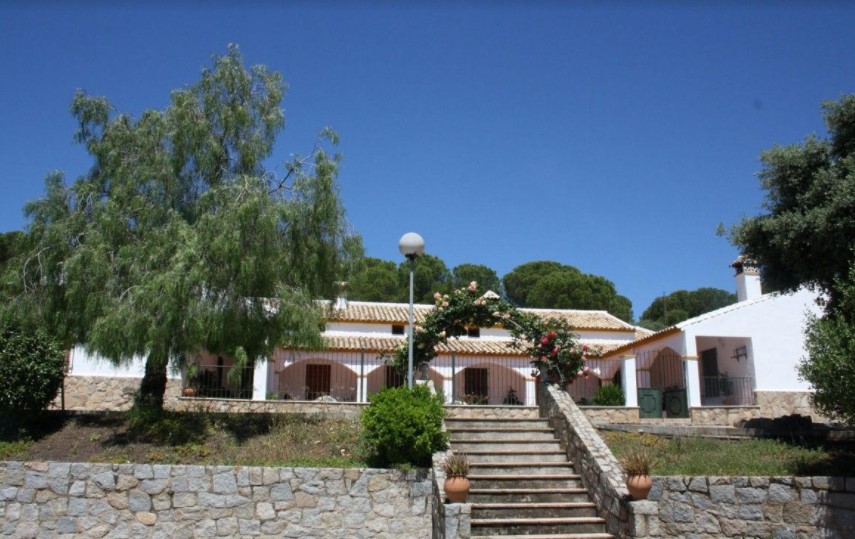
[701,376,755,405]
[188,364,254,399]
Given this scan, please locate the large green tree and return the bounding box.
[347,257,400,302]
[503,261,633,322]
[639,288,737,331]
[451,263,501,295]
[397,254,453,304]
[730,94,855,423]
[12,46,353,407]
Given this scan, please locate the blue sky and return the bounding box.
[2,2,854,318]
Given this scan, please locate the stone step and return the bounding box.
[451,428,557,441]
[446,418,551,430]
[469,474,583,489]
[444,406,541,420]
[452,439,563,452]
[469,462,575,475]
[473,534,614,539]
[472,502,598,519]
[471,516,608,536]
[469,488,591,503]
[462,449,569,463]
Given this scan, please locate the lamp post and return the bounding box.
[398,232,425,388]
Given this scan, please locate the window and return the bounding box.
[392,324,405,335]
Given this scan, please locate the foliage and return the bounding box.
[347,257,401,302]
[441,452,470,477]
[398,254,453,304]
[728,94,855,424]
[387,281,589,386]
[620,446,654,476]
[11,45,355,408]
[639,288,737,330]
[729,94,855,312]
[799,267,855,425]
[0,320,65,413]
[592,384,625,406]
[503,261,633,322]
[359,384,448,467]
[502,387,522,405]
[451,263,501,296]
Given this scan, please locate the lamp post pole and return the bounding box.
[398,232,425,389]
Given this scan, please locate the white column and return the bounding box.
[684,356,702,407]
[356,376,367,403]
[621,355,638,407]
[252,360,269,401]
[443,378,454,403]
[524,377,537,406]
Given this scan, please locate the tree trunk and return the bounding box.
[138,352,168,408]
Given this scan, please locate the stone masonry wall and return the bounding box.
[538,384,630,537]
[755,390,831,424]
[443,405,539,420]
[50,376,181,412]
[629,475,855,538]
[0,461,432,538]
[689,406,761,426]
[170,397,367,418]
[581,406,641,425]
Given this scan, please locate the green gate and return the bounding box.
[637,388,662,418]
[663,389,689,418]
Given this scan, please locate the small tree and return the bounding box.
[0,321,65,414]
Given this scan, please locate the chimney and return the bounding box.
[731,256,762,302]
[334,281,349,310]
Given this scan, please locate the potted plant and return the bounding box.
[183,364,198,397]
[621,447,654,500]
[441,452,470,503]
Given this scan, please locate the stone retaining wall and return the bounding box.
[755,390,831,424]
[538,384,630,537]
[0,461,432,538]
[629,475,855,538]
[443,405,539,420]
[689,405,761,426]
[49,376,181,412]
[581,406,640,424]
[170,397,367,418]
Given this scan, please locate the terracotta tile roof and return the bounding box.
[323,301,636,331]
[321,334,527,356]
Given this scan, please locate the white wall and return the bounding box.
[68,346,181,379]
[682,289,822,391]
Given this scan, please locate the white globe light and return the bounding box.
[398,232,425,258]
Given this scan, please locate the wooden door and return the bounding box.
[306,364,331,400]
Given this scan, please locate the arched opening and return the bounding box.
[277,358,357,402]
[451,362,526,405]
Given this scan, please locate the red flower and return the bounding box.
[541,337,550,346]
[547,331,558,339]
[550,348,558,358]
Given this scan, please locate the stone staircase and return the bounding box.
[446,413,614,539]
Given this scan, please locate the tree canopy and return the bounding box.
[451,263,502,295]
[503,261,633,322]
[347,257,400,302]
[639,288,737,330]
[729,94,855,424]
[10,46,354,407]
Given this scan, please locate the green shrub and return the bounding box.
[592,384,625,406]
[360,384,448,467]
[0,322,64,413]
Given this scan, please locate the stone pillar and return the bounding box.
[684,356,702,407]
[252,359,269,401]
[621,355,638,407]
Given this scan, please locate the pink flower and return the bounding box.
[576,370,584,377]
[442,301,449,308]
[547,331,557,339]
[468,281,478,291]
[550,348,558,358]
[541,337,550,346]
[433,292,442,300]
[582,345,589,352]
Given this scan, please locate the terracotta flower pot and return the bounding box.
[444,476,470,503]
[182,387,196,397]
[626,474,653,500]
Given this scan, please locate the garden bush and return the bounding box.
[0,321,64,413]
[592,383,625,406]
[360,384,448,467]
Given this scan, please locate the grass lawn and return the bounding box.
[601,430,855,476]
[0,410,368,467]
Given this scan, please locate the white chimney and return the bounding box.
[334,281,349,310]
[731,256,762,302]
